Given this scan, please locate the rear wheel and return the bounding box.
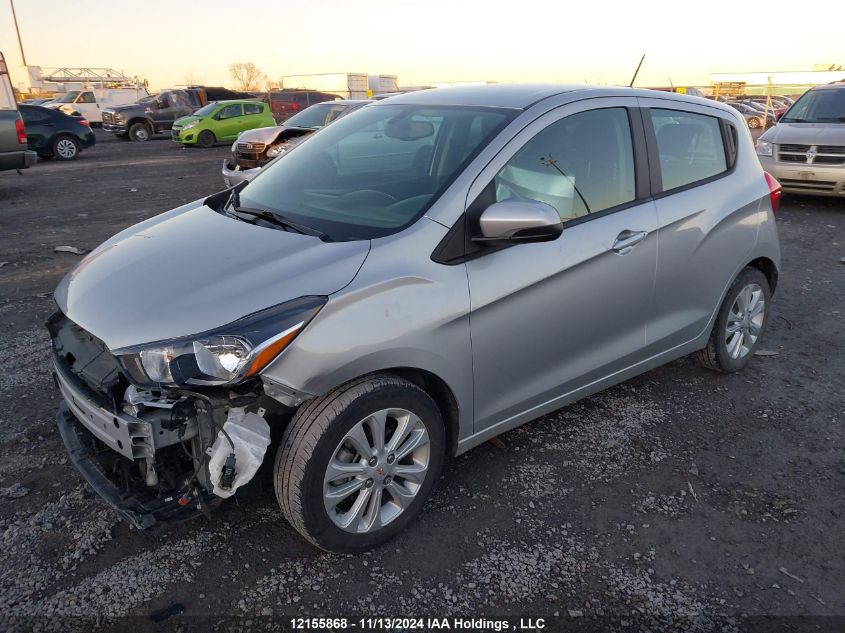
[695,267,771,373]
[52,135,80,160]
[748,117,760,129]
[129,122,152,142]
[196,130,216,148]
[274,374,445,552]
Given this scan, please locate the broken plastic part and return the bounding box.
[207,407,271,499]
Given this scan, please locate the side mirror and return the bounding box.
[475,199,563,243]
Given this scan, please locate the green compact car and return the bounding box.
[171,100,275,148]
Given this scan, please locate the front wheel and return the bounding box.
[129,122,152,142]
[275,374,445,552]
[748,117,760,129]
[695,267,771,373]
[196,130,216,148]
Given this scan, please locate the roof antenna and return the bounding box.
[629,54,645,87]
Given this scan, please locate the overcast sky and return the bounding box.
[2,0,842,91]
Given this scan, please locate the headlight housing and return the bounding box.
[115,296,326,387]
[756,140,774,157]
[182,119,200,130]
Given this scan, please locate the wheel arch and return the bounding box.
[380,367,461,457]
[127,117,152,131]
[747,256,778,294]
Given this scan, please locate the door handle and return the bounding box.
[612,230,649,255]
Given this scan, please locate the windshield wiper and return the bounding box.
[226,190,328,240]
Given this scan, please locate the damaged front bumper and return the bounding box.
[222,158,264,187]
[49,312,275,529]
[56,401,214,529]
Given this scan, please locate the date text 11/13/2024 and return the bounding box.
[290,617,548,630]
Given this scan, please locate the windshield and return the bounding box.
[55,91,80,103]
[285,103,352,130]
[194,102,219,117]
[781,88,845,123]
[239,105,514,241]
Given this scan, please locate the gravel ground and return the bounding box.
[0,130,843,632]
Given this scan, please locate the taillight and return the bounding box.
[764,172,782,213]
[78,118,90,127]
[15,117,26,144]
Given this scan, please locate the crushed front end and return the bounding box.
[222,128,313,187]
[47,311,287,529]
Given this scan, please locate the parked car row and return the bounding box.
[102,86,255,141]
[726,101,777,128]
[222,99,371,185]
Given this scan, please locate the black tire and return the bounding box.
[274,373,445,553]
[695,267,771,373]
[196,130,216,148]
[51,134,80,161]
[129,122,152,142]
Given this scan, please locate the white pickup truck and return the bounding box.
[46,87,148,124]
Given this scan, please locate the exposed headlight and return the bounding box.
[115,296,326,387]
[266,144,287,158]
[756,140,774,157]
[182,119,200,130]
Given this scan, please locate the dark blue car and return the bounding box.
[19,105,96,161]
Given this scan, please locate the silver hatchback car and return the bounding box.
[49,85,781,552]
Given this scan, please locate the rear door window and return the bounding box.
[649,109,727,191]
[243,103,263,115]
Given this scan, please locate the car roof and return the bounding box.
[205,99,263,106]
[375,84,584,109]
[373,83,734,113]
[310,99,373,106]
[811,81,845,91]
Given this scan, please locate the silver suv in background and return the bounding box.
[49,85,781,552]
[756,81,845,196]
[222,99,372,187]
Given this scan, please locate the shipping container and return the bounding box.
[368,75,399,95]
[281,73,370,99]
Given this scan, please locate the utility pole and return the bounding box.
[9,0,27,66]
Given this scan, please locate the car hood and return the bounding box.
[760,122,845,145]
[237,125,286,144]
[54,201,370,350]
[173,115,201,128]
[104,102,145,113]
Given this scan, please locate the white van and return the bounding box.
[46,87,148,124]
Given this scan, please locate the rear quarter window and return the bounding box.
[649,109,728,191]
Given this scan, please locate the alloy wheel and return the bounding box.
[323,408,430,534]
[56,138,77,159]
[725,283,765,360]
